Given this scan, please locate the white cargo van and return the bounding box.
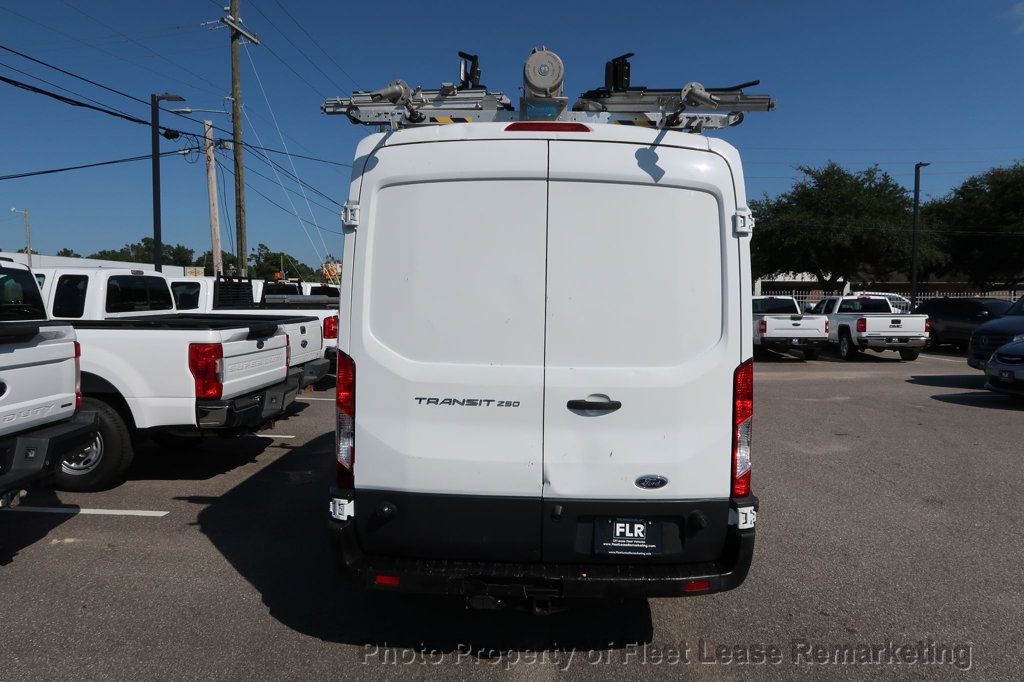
[325,51,768,605]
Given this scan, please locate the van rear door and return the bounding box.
[541,140,740,560]
[352,140,548,562]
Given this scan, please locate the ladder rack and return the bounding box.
[321,50,775,132]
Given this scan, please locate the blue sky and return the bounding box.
[1,0,1023,267]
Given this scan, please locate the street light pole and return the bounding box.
[9,208,31,267]
[910,161,930,307]
[151,92,184,273]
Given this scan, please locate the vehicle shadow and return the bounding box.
[128,403,309,482]
[930,392,1022,411]
[907,374,987,391]
[187,432,655,653]
[0,488,73,565]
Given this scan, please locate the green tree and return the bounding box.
[192,250,240,276]
[87,237,193,267]
[751,163,943,289]
[246,243,317,281]
[55,247,81,257]
[924,164,1024,289]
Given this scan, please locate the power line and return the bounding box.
[268,0,361,91]
[248,0,347,94]
[215,156,341,236]
[242,160,339,214]
[0,149,196,181]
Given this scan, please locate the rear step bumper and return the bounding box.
[327,496,757,599]
[0,411,99,503]
[299,358,330,388]
[196,370,301,429]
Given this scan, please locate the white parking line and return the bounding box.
[3,506,169,517]
[254,434,296,439]
[919,354,969,363]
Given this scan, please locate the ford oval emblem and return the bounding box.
[256,340,265,349]
[635,474,668,490]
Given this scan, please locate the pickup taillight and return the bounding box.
[335,351,356,489]
[732,359,753,497]
[188,343,224,400]
[757,319,767,334]
[74,341,82,411]
[324,315,339,340]
[856,318,867,334]
[825,320,830,335]
[925,318,932,333]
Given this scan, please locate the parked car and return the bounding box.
[0,261,98,507]
[859,291,913,314]
[983,340,1024,398]
[168,276,333,388]
[968,296,1024,369]
[752,295,829,359]
[327,110,760,604]
[808,295,930,361]
[33,268,304,490]
[914,298,1012,351]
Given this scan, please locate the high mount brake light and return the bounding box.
[504,121,590,132]
[335,351,356,489]
[188,343,224,400]
[732,359,753,497]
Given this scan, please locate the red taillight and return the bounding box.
[925,318,932,333]
[335,351,356,488]
[188,343,224,400]
[856,318,867,333]
[684,579,711,593]
[732,359,753,498]
[757,319,767,334]
[285,335,291,372]
[504,121,590,132]
[825,320,830,335]
[323,315,339,340]
[374,575,400,586]
[73,340,82,411]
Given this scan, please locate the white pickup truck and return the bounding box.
[0,261,98,507]
[752,296,829,359]
[167,276,332,388]
[32,268,302,490]
[809,295,930,361]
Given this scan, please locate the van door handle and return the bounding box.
[567,399,621,412]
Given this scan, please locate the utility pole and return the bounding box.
[910,161,930,307]
[221,0,259,276]
[10,208,31,267]
[204,121,224,276]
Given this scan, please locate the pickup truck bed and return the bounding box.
[752,296,828,358]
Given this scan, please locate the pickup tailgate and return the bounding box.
[861,314,928,335]
[219,330,289,399]
[0,323,78,437]
[762,314,827,338]
[280,318,323,366]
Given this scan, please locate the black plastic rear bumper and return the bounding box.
[0,411,98,504]
[195,370,301,430]
[328,492,758,599]
[299,358,330,388]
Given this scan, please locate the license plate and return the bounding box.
[594,518,663,557]
[1000,369,1014,381]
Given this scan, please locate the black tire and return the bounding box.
[55,397,134,492]
[954,342,968,353]
[899,349,920,361]
[838,333,858,361]
[803,348,820,361]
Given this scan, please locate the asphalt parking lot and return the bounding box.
[2,352,1021,679]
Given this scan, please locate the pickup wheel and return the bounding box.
[838,333,858,361]
[899,349,920,361]
[802,348,820,361]
[56,397,134,492]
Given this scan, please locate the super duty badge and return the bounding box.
[414,397,521,407]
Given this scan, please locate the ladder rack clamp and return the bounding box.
[342,201,360,229]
